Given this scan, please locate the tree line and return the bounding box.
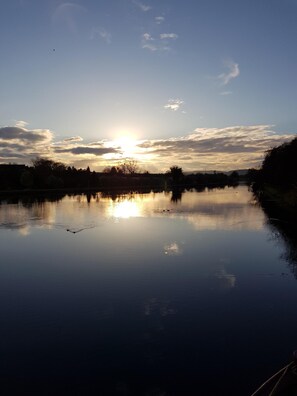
[249,136,297,215]
[0,159,95,190]
[249,136,297,277]
[0,158,242,192]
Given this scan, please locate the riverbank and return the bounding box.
[253,183,297,212]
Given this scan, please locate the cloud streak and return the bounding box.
[155,16,165,24]
[133,1,151,12]
[142,31,178,52]
[218,61,240,86]
[63,136,83,142]
[160,33,178,40]
[55,146,118,156]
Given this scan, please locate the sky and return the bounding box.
[0,0,297,172]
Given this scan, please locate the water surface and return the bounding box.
[1,186,297,395]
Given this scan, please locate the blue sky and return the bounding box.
[0,0,296,171]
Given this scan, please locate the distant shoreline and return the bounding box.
[0,182,248,198]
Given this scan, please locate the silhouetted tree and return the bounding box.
[103,165,123,175]
[169,166,184,184]
[230,171,239,180]
[20,170,34,188]
[46,174,64,188]
[118,159,140,175]
[260,137,297,187]
[246,168,260,184]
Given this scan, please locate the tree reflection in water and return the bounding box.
[255,192,297,278]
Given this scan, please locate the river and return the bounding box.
[0,185,297,395]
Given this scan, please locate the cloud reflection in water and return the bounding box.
[164,242,183,256]
[144,298,177,317]
[210,266,236,291]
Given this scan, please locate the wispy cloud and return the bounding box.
[142,32,178,52]
[52,2,88,33]
[155,16,165,24]
[133,0,151,12]
[90,27,112,44]
[143,33,153,41]
[160,33,178,40]
[63,136,83,142]
[218,61,240,86]
[211,267,236,291]
[164,99,184,112]
[142,33,157,51]
[55,146,118,156]
[220,91,232,96]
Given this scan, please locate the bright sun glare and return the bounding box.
[108,200,141,218]
[112,131,139,158]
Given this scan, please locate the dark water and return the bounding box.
[1,186,297,395]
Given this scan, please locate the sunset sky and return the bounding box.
[0,0,296,172]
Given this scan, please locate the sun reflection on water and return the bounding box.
[0,187,265,232]
[108,200,141,219]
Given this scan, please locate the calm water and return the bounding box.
[1,185,297,395]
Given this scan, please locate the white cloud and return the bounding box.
[155,16,165,24]
[142,33,157,51]
[160,33,178,40]
[164,99,184,112]
[142,32,178,52]
[220,91,232,96]
[15,120,29,128]
[218,61,240,86]
[143,32,153,41]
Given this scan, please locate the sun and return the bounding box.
[114,136,135,154]
[112,130,139,158]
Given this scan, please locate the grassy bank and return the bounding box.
[253,183,297,213]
